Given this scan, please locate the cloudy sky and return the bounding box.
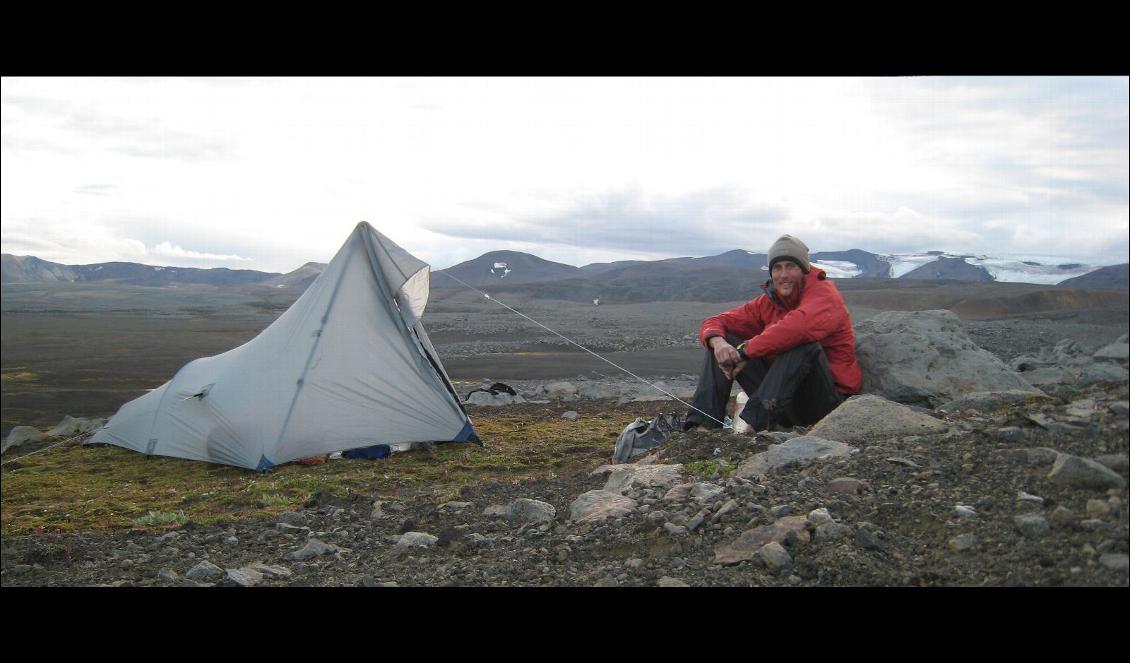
[2,77,1127,274]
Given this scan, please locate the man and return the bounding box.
[683,234,862,432]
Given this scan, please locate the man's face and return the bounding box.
[771,260,804,297]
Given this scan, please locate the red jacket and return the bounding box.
[699,268,862,394]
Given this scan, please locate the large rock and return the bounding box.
[47,415,104,437]
[809,395,947,444]
[937,389,1049,413]
[714,516,810,565]
[854,310,1037,405]
[466,391,524,406]
[569,490,638,522]
[2,426,46,453]
[590,463,685,494]
[1047,454,1127,490]
[545,381,577,398]
[735,436,855,479]
[506,498,556,524]
[1093,342,1130,361]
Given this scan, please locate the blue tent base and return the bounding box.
[342,420,480,461]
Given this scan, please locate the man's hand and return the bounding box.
[709,337,747,380]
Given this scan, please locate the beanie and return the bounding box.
[767,235,811,273]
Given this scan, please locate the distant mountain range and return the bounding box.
[4,250,1127,302]
[1,254,279,287]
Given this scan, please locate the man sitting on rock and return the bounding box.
[683,234,862,432]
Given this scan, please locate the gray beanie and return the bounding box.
[768,234,811,273]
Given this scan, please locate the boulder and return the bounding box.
[735,436,856,479]
[714,516,810,565]
[1047,454,1127,490]
[2,426,46,454]
[1093,342,1130,361]
[854,310,1037,405]
[809,394,947,444]
[466,391,524,406]
[937,390,1048,413]
[545,381,577,398]
[185,561,225,581]
[506,498,556,524]
[396,532,439,548]
[590,463,685,494]
[569,490,638,523]
[288,539,345,561]
[47,415,104,437]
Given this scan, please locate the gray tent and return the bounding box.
[87,222,477,469]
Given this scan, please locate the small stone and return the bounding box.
[948,533,977,552]
[687,511,708,532]
[953,505,978,520]
[997,427,1025,443]
[770,505,797,518]
[561,411,579,421]
[758,541,792,572]
[625,558,644,569]
[482,504,508,517]
[594,575,619,587]
[827,477,870,495]
[664,523,688,537]
[815,522,853,542]
[1014,514,1050,538]
[225,567,265,587]
[277,511,306,526]
[1099,553,1129,572]
[886,457,921,469]
[855,528,886,552]
[1079,519,1110,531]
[657,576,690,587]
[157,569,178,582]
[807,508,833,525]
[1016,491,1045,512]
[276,522,308,534]
[288,538,343,561]
[1085,499,1111,517]
[713,499,738,521]
[689,482,725,503]
[1049,506,1074,528]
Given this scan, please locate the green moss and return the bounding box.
[1,407,625,535]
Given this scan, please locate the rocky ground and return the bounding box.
[3,329,1127,588]
[5,302,1129,588]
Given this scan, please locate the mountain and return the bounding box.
[1,254,278,286]
[262,262,327,290]
[433,250,581,288]
[901,257,995,282]
[1056,263,1129,290]
[2,255,78,283]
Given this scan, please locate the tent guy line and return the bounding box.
[435,270,732,430]
[1,432,92,466]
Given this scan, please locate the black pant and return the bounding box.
[684,335,844,431]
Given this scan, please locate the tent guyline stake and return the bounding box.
[1,432,92,466]
[436,272,732,430]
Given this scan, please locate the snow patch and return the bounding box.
[810,260,862,278]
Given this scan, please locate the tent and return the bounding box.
[87,222,478,469]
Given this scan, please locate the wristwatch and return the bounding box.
[735,341,750,361]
